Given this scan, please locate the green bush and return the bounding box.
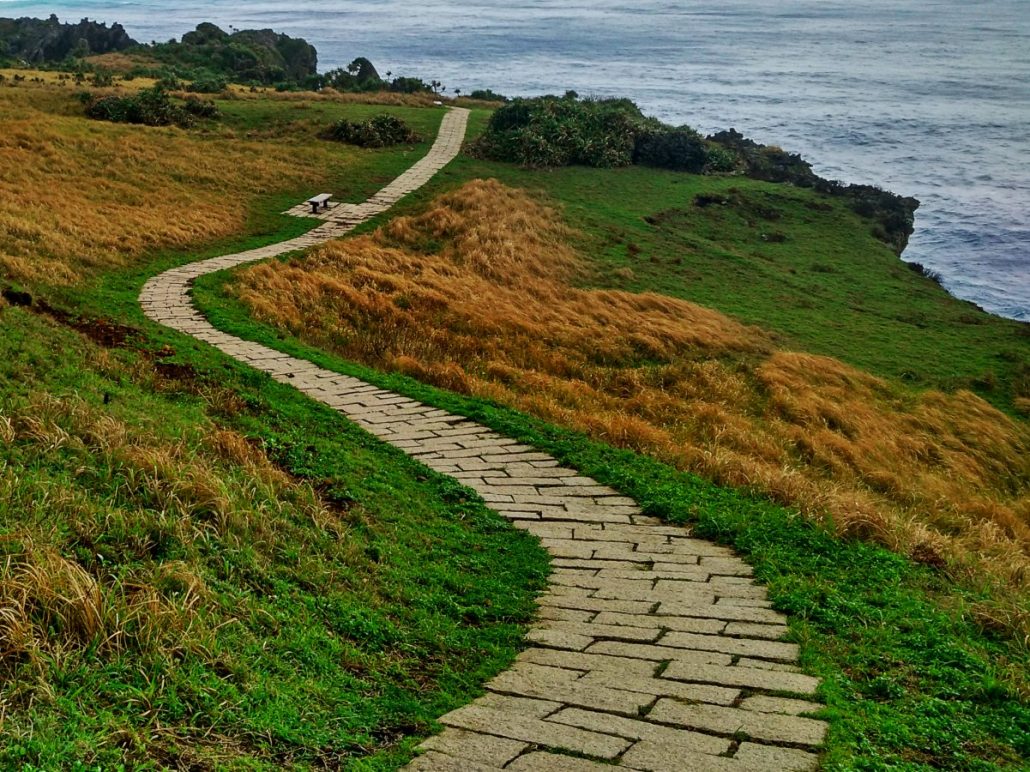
[80,86,217,128]
[468,88,508,102]
[473,96,644,168]
[320,114,422,148]
[634,126,707,172]
[186,75,227,93]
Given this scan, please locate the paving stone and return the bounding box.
[439,704,631,759]
[575,672,740,706]
[739,696,824,716]
[547,707,730,755]
[733,742,820,770]
[525,628,595,650]
[537,593,655,615]
[656,602,785,625]
[585,641,732,666]
[620,741,739,772]
[723,622,788,640]
[536,606,595,624]
[405,750,500,771]
[593,611,726,635]
[519,647,660,677]
[418,728,527,766]
[660,662,821,696]
[489,665,655,715]
[735,657,802,672]
[540,620,662,643]
[648,700,827,747]
[506,752,615,771]
[659,632,799,662]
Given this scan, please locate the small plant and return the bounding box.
[320,114,422,148]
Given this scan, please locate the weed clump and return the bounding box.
[320,113,422,148]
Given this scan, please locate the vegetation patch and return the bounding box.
[0,283,546,769]
[80,85,218,127]
[321,113,424,148]
[0,81,441,285]
[472,95,919,253]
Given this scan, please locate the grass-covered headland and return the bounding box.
[1,26,1028,770]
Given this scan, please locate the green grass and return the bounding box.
[194,270,1030,769]
[0,294,548,770]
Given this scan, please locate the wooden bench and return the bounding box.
[307,193,332,214]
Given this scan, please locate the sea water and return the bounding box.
[4,0,1028,321]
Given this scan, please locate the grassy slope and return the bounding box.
[188,107,1029,767]
[195,273,1030,769]
[428,158,1029,414]
[0,90,548,768]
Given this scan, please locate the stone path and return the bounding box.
[140,107,827,771]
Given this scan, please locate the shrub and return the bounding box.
[80,86,216,128]
[468,88,508,102]
[320,114,422,148]
[186,75,228,93]
[634,126,707,173]
[473,96,643,168]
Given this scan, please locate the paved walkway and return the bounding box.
[140,108,827,771]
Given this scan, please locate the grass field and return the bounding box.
[2,74,1028,768]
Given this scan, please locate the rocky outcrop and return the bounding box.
[0,15,136,62]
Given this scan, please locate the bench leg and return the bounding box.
[310,203,319,214]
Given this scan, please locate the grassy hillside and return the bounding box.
[2,72,1028,769]
[0,80,442,286]
[215,178,1030,636]
[0,78,547,768]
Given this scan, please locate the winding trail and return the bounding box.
[140,108,827,771]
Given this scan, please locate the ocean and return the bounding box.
[4,0,1029,321]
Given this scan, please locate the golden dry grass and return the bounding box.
[232,178,1030,631]
[0,81,374,286]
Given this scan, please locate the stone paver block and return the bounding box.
[541,620,663,643]
[648,700,827,746]
[592,611,726,635]
[440,705,631,759]
[419,728,527,766]
[506,752,615,771]
[620,741,739,772]
[547,707,730,755]
[724,622,788,640]
[490,666,655,716]
[576,671,740,706]
[405,751,500,771]
[585,641,732,666]
[519,647,659,677]
[659,631,799,662]
[734,742,820,771]
[661,662,821,696]
[739,696,824,716]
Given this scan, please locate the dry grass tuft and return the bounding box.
[232,178,1030,632]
